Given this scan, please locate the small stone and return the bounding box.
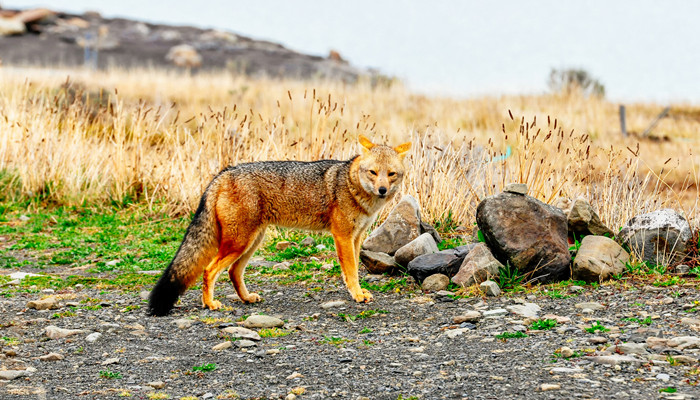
[273,262,291,270]
[559,347,574,358]
[39,352,64,361]
[105,259,121,267]
[19,215,30,222]
[506,303,541,318]
[680,318,700,329]
[480,280,501,296]
[673,355,699,364]
[483,309,508,318]
[0,370,29,380]
[575,302,605,311]
[612,343,648,355]
[421,273,450,292]
[586,355,643,366]
[147,381,166,389]
[45,326,86,339]
[101,357,119,365]
[667,336,700,350]
[359,250,397,275]
[394,233,439,267]
[275,241,294,250]
[26,296,59,310]
[444,328,470,338]
[504,183,528,195]
[588,336,608,345]
[236,340,256,348]
[212,341,232,351]
[676,264,691,274]
[242,315,284,329]
[453,311,482,324]
[321,300,346,309]
[85,332,102,343]
[173,318,195,329]
[300,236,317,247]
[286,394,296,400]
[550,367,583,374]
[139,291,150,300]
[569,285,585,292]
[541,314,571,324]
[202,393,214,400]
[540,384,561,391]
[656,373,670,382]
[222,327,262,341]
[287,372,303,380]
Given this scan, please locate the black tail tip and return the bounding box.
[147,273,184,317]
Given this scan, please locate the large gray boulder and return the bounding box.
[451,243,503,287]
[394,233,439,267]
[476,192,570,282]
[618,209,691,266]
[362,195,421,255]
[573,236,629,282]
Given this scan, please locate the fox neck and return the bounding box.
[347,157,392,215]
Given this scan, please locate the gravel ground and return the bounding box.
[1,266,700,400]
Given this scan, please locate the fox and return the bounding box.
[147,135,411,316]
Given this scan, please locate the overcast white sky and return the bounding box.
[4,0,700,104]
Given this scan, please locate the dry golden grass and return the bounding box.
[1,66,699,230]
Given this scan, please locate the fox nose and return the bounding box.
[378,186,387,196]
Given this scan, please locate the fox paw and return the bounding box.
[204,299,222,310]
[352,289,373,303]
[241,293,261,303]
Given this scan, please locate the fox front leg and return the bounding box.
[332,229,373,303]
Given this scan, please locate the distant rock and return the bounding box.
[476,192,570,282]
[618,209,691,266]
[212,341,232,351]
[363,195,422,255]
[39,352,64,361]
[0,17,26,36]
[572,236,629,282]
[504,183,528,195]
[222,326,261,341]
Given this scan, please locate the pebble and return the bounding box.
[26,296,59,310]
[559,346,574,358]
[453,311,482,323]
[39,352,64,361]
[85,332,103,343]
[212,341,233,351]
[422,274,450,292]
[483,309,508,318]
[0,370,30,380]
[173,318,195,329]
[274,262,291,270]
[666,336,700,350]
[287,372,303,380]
[575,302,605,311]
[588,336,608,345]
[102,357,119,365]
[569,285,585,292]
[222,326,261,341]
[480,280,501,297]
[45,326,86,339]
[611,343,648,355]
[506,303,541,318]
[300,236,317,247]
[550,367,583,374]
[656,373,670,382]
[540,383,561,391]
[139,291,151,300]
[321,300,346,309]
[275,241,294,250]
[504,183,528,195]
[587,355,643,366]
[243,315,285,329]
[236,340,257,348]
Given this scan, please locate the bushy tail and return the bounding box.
[148,190,219,316]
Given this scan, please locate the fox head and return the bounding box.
[356,135,411,199]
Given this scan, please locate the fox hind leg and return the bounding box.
[202,251,242,310]
[229,228,266,303]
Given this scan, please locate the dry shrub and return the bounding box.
[0,67,699,230]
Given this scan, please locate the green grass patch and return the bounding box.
[360,276,411,293]
[622,316,653,325]
[258,328,291,338]
[99,369,122,379]
[322,335,351,347]
[495,331,528,341]
[338,309,389,322]
[192,363,217,372]
[585,321,610,333]
[529,319,557,331]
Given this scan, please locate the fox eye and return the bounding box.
[369,170,377,176]
[388,172,396,177]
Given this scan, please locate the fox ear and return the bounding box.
[358,135,375,153]
[394,142,412,158]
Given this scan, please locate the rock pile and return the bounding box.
[362,185,692,292]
